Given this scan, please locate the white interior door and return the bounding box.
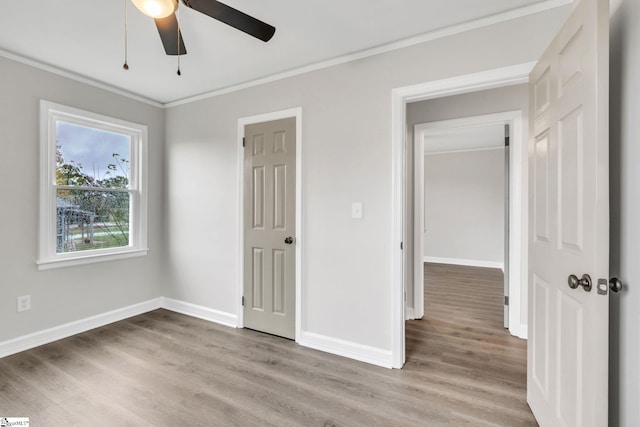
[527,0,609,425]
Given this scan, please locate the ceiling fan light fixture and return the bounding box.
[131,0,178,19]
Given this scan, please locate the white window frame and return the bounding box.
[38,100,148,270]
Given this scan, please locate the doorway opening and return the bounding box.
[412,111,521,332]
[391,62,534,368]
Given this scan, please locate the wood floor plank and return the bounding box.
[0,262,536,426]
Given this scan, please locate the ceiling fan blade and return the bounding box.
[154,14,188,55]
[182,0,275,42]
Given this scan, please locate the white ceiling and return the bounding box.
[0,0,567,105]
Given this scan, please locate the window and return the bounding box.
[38,101,148,269]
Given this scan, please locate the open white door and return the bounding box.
[527,0,609,426]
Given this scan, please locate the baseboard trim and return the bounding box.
[2,299,394,371]
[298,331,393,369]
[0,297,240,359]
[423,256,504,271]
[0,298,163,358]
[161,298,238,328]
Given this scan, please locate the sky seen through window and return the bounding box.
[56,121,130,181]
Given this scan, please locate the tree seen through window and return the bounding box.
[55,121,131,253]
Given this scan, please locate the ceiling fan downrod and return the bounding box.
[176,5,182,76]
[123,0,130,70]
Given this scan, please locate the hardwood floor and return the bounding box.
[0,263,535,426]
[406,263,536,426]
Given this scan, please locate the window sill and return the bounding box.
[37,248,149,270]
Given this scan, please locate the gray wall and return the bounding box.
[609,0,639,425]
[423,148,505,264]
[0,57,167,342]
[165,9,566,353]
[405,84,529,317]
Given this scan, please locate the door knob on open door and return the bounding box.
[284,236,294,245]
[568,274,592,292]
[609,277,623,293]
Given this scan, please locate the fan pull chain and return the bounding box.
[176,6,182,76]
[123,0,129,70]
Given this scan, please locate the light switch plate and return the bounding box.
[352,202,363,219]
[17,295,31,312]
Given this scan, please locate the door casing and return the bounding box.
[237,108,303,341]
[391,62,535,368]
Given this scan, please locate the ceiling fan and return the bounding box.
[131,0,276,56]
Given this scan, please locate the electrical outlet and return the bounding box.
[17,295,31,312]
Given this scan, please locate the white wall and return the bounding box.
[609,0,640,425]
[0,56,167,343]
[165,8,568,359]
[423,148,505,265]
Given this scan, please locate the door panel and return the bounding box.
[272,249,286,314]
[534,131,551,243]
[527,0,609,426]
[556,291,582,427]
[252,248,264,310]
[244,117,296,339]
[531,274,550,396]
[253,166,265,228]
[273,164,287,229]
[558,106,584,251]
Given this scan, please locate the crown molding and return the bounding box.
[0,0,571,109]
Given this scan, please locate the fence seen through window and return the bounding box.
[55,121,132,253]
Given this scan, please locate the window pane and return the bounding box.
[56,189,130,253]
[56,121,131,188]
